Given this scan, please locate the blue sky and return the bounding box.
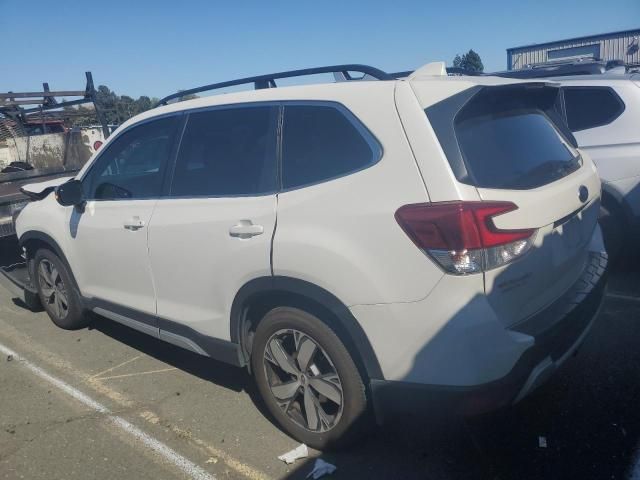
[1,0,638,99]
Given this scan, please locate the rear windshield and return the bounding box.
[426,85,581,190]
[456,109,579,189]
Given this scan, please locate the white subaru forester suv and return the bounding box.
[14,63,607,449]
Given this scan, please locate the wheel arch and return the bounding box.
[19,230,81,293]
[231,276,384,381]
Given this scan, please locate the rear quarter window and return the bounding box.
[281,104,381,190]
[562,87,625,132]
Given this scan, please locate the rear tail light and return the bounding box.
[395,201,537,274]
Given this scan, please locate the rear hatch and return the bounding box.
[425,82,601,327]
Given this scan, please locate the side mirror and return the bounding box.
[55,179,84,207]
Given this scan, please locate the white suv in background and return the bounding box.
[14,63,607,449]
[549,72,640,257]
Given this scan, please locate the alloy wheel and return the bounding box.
[37,259,69,319]
[263,329,344,432]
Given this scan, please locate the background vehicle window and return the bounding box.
[282,105,378,189]
[170,106,277,197]
[563,87,625,132]
[84,116,178,200]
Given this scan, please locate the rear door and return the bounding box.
[147,104,278,341]
[423,83,601,325]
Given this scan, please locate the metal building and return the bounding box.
[507,28,640,70]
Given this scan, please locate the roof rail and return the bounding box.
[157,64,393,106]
[389,70,414,78]
[492,59,627,79]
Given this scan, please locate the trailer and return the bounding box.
[0,72,112,239]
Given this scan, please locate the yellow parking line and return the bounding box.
[99,367,177,381]
[0,316,274,480]
[0,342,215,480]
[89,355,142,379]
[139,410,271,480]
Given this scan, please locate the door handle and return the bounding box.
[229,220,264,239]
[124,217,145,231]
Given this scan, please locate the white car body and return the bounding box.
[14,65,608,428]
[549,73,640,245]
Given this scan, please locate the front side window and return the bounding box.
[563,87,625,132]
[83,116,179,200]
[281,104,380,190]
[170,106,278,197]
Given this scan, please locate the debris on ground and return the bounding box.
[205,457,218,465]
[6,354,13,362]
[278,443,309,464]
[538,436,548,448]
[306,458,337,479]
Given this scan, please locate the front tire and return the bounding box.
[34,248,87,330]
[251,307,368,450]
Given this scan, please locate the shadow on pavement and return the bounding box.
[89,316,250,393]
[93,285,640,480]
[278,267,640,479]
[88,315,286,432]
[3,230,639,479]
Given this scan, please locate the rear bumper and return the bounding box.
[371,251,608,421]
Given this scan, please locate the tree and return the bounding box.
[134,96,153,114]
[85,86,158,125]
[61,87,174,127]
[452,49,484,73]
[95,85,119,124]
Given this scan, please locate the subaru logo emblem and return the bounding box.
[578,185,589,203]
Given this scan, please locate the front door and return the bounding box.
[72,115,181,315]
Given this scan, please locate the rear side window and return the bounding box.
[427,85,580,190]
[171,106,278,197]
[562,87,625,132]
[281,104,380,190]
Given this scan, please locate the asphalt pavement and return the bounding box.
[1,236,639,480]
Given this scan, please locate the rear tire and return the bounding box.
[251,307,368,450]
[33,248,87,330]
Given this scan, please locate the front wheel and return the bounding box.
[34,248,88,330]
[251,307,368,450]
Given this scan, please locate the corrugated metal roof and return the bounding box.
[507,28,640,52]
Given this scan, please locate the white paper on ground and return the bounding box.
[278,444,309,464]
[306,458,337,479]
